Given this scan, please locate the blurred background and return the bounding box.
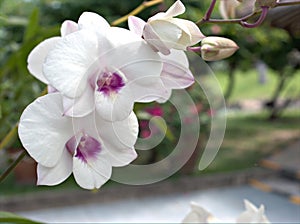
[0,0,299,222]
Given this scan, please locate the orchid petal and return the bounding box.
[156,89,172,103]
[43,30,99,98]
[143,23,171,55]
[164,0,185,18]
[27,37,60,84]
[182,201,211,223]
[236,200,270,223]
[147,20,182,50]
[96,112,138,166]
[106,27,141,46]
[18,93,72,167]
[73,155,112,190]
[37,149,72,186]
[62,84,95,117]
[170,18,205,45]
[97,111,138,149]
[148,0,185,21]
[160,50,194,89]
[78,12,110,32]
[47,85,57,93]
[71,111,138,166]
[104,147,137,167]
[95,87,134,121]
[128,76,169,102]
[104,27,163,82]
[60,20,78,36]
[71,112,100,142]
[128,16,146,37]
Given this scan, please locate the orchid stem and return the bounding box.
[0,123,18,151]
[240,6,269,28]
[0,150,27,183]
[197,0,300,27]
[187,46,201,53]
[111,0,163,26]
[204,0,217,21]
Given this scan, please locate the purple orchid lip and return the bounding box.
[96,72,125,95]
[66,133,102,162]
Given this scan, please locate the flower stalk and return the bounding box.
[111,0,163,26]
[197,0,300,28]
[0,151,26,183]
[0,124,18,151]
[241,6,269,28]
[202,0,217,22]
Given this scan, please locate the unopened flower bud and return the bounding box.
[200,36,239,61]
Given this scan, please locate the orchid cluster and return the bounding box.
[182,200,270,223]
[18,0,238,190]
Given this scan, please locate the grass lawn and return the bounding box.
[201,110,300,174]
[214,69,300,103]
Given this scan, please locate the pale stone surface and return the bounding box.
[18,186,300,223]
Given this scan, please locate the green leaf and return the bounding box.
[23,8,39,42]
[0,211,41,223]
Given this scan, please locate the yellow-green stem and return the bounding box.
[111,0,163,26]
[0,124,18,151]
[0,151,26,183]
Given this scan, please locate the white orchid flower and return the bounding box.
[128,16,195,102]
[129,0,205,55]
[28,12,167,121]
[182,201,213,223]
[18,93,138,190]
[236,200,270,223]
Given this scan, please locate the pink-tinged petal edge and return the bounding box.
[128,16,146,37]
[143,23,171,55]
[60,20,78,37]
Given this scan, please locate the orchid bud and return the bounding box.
[219,0,256,19]
[219,0,242,19]
[200,36,239,61]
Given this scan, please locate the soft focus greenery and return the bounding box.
[215,69,300,103]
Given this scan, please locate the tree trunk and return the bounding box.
[224,62,236,100]
[267,69,295,120]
